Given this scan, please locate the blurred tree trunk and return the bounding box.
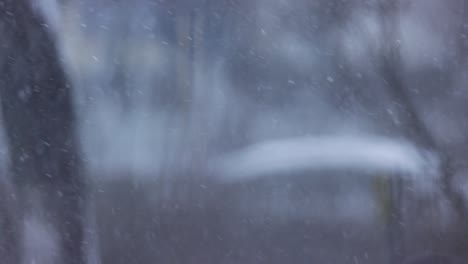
[379,0,468,220]
[0,176,20,263]
[377,0,468,261]
[0,1,86,263]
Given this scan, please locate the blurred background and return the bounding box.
[3,0,468,263]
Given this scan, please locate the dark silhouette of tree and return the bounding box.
[0,1,86,263]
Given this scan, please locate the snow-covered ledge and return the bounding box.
[213,135,440,184]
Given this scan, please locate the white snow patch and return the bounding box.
[214,135,439,183]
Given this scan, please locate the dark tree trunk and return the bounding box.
[0,1,86,263]
[378,0,468,220]
[377,0,468,261]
